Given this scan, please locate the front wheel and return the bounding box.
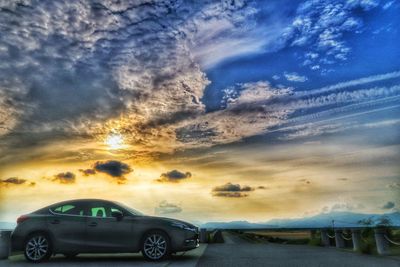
[24,233,52,263]
[141,231,171,261]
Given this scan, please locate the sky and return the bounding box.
[0,0,399,224]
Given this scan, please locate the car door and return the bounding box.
[85,201,133,252]
[47,201,87,252]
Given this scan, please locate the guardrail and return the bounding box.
[200,226,400,255]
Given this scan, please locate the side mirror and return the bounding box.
[111,210,124,221]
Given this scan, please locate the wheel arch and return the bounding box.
[24,229,55,250]
[140,228,172,248]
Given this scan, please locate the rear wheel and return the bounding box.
[24,233,52,263]
[141,231,170,261]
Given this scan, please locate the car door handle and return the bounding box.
[88,222,98,227]
[50,219,60,224]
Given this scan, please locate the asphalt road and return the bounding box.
[0,245,208,267]
[197,232,400,267]
[1,232,400,267]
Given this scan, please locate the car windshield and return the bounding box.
[115,202,144,216]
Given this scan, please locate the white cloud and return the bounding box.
[155,200,182,215]
[284,72,308,82]
[383,1,395,9]
[296,71,400,97]
[283,0,379,69]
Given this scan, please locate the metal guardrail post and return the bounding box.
[374,228,390,255]
[310,230,316,239]
[334,229,345,248]
[320,229,330,246]
[200,228,207,243]
[351,229,361,251]
[0,230,12,259]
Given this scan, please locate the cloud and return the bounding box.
[383,1,395,9]
[157,170,192,183]
[0,177,27,185]
[94,160,132,178]
[0,0,398,167]
[154,200,182,215]
[212,182,255,198]
[284,72,308,82]
[53,172,76,184]
[283,0,379,70]
[382,201,395,209]
[79,168,96,176]
[326,202,365,212]
[299,178,311,184]
[387,182,400,189]
[296,71,400,97]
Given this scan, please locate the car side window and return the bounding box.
[90,207,107,217]
[51,203,85,216]
[88,203,124,218]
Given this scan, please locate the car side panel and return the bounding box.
[46,213,87,253]
[85,216,134,252]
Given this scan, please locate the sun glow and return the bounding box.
[105,133,124,149]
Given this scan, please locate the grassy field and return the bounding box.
[244,230,311,240]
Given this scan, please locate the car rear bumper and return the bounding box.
[10,232,24,252]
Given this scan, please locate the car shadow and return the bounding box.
[5,253,199,265]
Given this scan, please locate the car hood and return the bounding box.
[142,215,197,229]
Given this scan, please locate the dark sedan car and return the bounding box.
[11,199,199,262]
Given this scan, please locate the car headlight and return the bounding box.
[171,222,197,232]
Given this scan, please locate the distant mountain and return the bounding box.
[202,220,277,229]
[202,211,400,229]
[0,221,16,230]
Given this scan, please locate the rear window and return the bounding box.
[51,203,85,216]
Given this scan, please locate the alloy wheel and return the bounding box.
[143,234,167,260]
[25,235,49,261]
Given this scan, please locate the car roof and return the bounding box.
[48,198,117,207]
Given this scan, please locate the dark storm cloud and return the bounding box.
[157,170,192,183]
[213,183,254,192]
[155,200,182,215]
[212,182,255,198]
[94,160,132,178]
[212,192,248,198]
[53,172,76,184]
[0,177,26,185]
[382,201,395,209]
[79,168,96,176]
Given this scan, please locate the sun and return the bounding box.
[105,133,124,149]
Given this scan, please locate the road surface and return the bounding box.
[0,245,208,267]
[1,232,399,267]
[197,232,400,267]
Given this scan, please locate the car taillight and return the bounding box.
[17,215,29,224]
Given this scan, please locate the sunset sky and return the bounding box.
[0,0,399,224]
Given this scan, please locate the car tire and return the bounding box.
[141,230,171,261]
[64,253,78,259]
[24,233,52,263]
